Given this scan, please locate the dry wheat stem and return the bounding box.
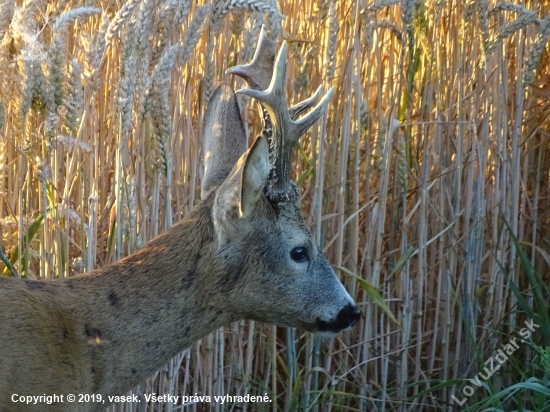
[486,10,538,55]
[1,0,549,410]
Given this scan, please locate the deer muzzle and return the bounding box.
[316,303,361,334]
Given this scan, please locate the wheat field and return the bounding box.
[1,0,550,411]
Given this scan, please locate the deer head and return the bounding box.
[202,29,359,333]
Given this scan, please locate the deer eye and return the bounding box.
[290,247,309,263]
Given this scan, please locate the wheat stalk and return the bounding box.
[118,20,138,144]
[265,0,281,40]
[242,10,263,62]
[174,0,192,28]
[52,7,100,34]
[11,59,34,140]
[180,4,212,65]
[231,8,246,37]
[396,129,407,195]
[489,2,534,17]
[524,16,550,86]
[28,62,48,111]
[149,44,179,176]
[151,0,187,66]
[0,0,14,39]
[362,0,401,14]
[401,0,416,28]
[47,35,65,108]
[84,13,110,91]
[325,1,337,82]
[105,0,141,46]
[64,59,83,133]
[134,0,155,59]
[377,19,403,41]
[479,0,490,52]
[211,0,282,35]
[486,10,538,55]
[293,43,312,94]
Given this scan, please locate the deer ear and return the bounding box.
[214,135,269,225]
[239,134,270,215]
[201,84,248,200]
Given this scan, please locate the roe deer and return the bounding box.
[0,28,360,412]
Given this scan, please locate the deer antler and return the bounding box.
[227,27,334,203]
[226,26,277,91]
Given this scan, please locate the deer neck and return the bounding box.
[63,198,234,396]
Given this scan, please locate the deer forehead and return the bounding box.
[275,203,313,246]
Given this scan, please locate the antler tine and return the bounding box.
[226,25,277,140]
[226,26,276,91]
[289,86,322,120]
[227,26,325,118]
[236,41,334,203]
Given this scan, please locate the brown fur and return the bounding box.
[0,85,357,411]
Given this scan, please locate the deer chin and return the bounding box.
[314,330,342,338]
[295,320,353,337]
[314,319,357,336]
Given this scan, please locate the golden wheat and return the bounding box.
[1,1,550,411]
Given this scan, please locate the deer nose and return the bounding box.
[316,303,361,333]
[339,303,361,329]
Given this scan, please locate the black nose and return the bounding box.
[317,303,361,333]
[340,303,361,328]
